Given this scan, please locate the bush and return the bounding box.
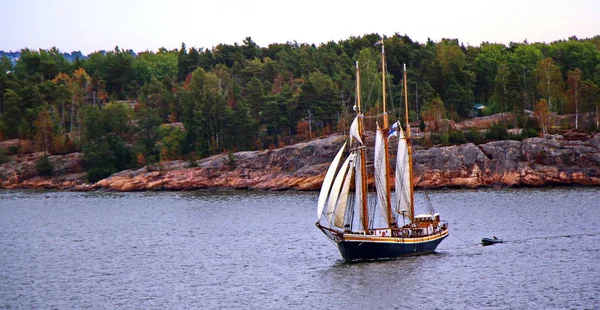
[419,119,426,132]
[448,131,467,144]
[223,152,238,168]
[86,168,113,183]
[522,127,538,139]
[485,123,509,140]
[0,149,10,164]
[430,133,449,145]
[36,155,54,177]
[8,145,18,155]
[465,129,484,144]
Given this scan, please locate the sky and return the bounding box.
[2,0,599,54]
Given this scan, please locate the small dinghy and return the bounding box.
[482,236,503,245]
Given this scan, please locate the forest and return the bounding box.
[1,33,599,182]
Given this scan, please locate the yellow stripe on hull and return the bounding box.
[342,229,449,244]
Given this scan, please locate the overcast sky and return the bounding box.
[2,0,599,54]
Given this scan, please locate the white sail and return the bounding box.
[349,116,363,145]
[354,150,365,230]
[395,125,412,221]
[317,142,347,220]
[333,153,355,228]
[374,124,390,226]
[325,155,351,225]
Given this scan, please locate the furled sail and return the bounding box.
[333,152,356,228]
[325,155,351,225]
[394,124,412,221]
[317,142,347,220]
[374,124,391,226]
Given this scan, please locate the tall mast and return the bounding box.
[403,63,415,222]
[356,61,369,232]
[381,43,388,128]
[380,42,394,228]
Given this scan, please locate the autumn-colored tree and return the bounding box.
[535,58,565,112]
[420,97,446,132]
[33,109,54,153]
[52,68,90,136]
[296,119,309,140]
[534,98,551,134]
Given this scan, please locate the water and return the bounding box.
[0,188,598,309]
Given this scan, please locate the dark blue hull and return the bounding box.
[481,238,503,245]
[337,234,448,262]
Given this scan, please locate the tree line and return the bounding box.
[1,34,599,181]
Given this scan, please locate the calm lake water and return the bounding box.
[0,188,598,309]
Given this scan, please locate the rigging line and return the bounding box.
[451,231,473,246]
[386,64,395,119]
[364,60,378,112]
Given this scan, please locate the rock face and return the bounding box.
[414,135,600,188]
[93,135,347,191]
[0,152,86,189]
[1,133,599,191]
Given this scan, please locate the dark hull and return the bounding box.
[481,238,503,245]
[337,233,448,262]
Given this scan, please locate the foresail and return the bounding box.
[374,125,391,226]
[317,142,347,220]
[349,116,363,145]
[325,155,351,225]
[395,126,412,220]
[333,153,355,228]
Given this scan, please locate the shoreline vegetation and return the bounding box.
[1,125,599,191]
[1,34,600,191]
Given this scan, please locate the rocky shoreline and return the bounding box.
[1,133,599,191]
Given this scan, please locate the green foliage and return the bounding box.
[36,155,54,177]
[133,107,162,165]
[158,125,185,161]
[464,129,484,144]
[82,105,133,182]
[448,130,467,144]
[430,133,449,145]
[8,145,18,155]
[223,152,238,168]
[298,72,339,127]
[0,149,10,164]
[521,127,539,139]
[485,122,509,140]
[1,89,24,138]
[1,35,600,182]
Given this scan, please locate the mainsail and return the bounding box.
[374,124,391,226]
[394,123,413,221]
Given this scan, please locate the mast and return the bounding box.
[381,43,388,128]
[380,42,394,228]
[403,63,415,222]
[356,61,369,232]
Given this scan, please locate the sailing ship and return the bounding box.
[315,42,449,262]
